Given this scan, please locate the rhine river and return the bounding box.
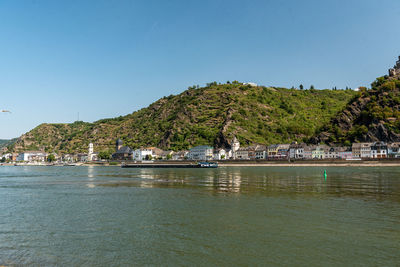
[0,166,399,266]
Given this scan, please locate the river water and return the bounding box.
[0,166,399,266]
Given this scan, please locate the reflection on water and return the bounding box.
[0,166,400,266]
[86,165,95,188]
[87,165,95,179]
[95,167,400,201]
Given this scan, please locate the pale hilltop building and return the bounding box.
[389,56,400,77]
[243,82,258,87]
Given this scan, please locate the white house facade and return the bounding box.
[188,146,213,161]
[17,151,47,162]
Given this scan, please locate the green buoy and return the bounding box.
[324,170,327,181]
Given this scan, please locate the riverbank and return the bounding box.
[100,160,400,167]
[219,162,400,167]
[3,160,400,167]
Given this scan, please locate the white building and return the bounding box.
[17,151,48,162]
[160,150,174,160]
[289,143,305,159]
[255,145,267,159]
[188,146,213,161]
[62,154,76,162]
[388,143,400,158]
[360,143,372,158]
[324,147,337,159]
[134,149,152,161]
[371,142,387,158]
[230,136,240,159]
[1,153,12,160]
[213,148,227,160]
[243,82,258,87]
[133,147,164,161]
[235,147,251,160]
[87,143,98,161]
[88,143,94,155]
[172,151,188,161]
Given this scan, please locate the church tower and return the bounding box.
[231,136,240,152]
[88,143,94,155]
[88,143,94,161]
[116,139,123,152]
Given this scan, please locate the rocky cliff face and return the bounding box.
[314,76,400,144]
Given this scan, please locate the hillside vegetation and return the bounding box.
[7,82,357,154]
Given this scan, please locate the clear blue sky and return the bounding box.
[1,0,400,139]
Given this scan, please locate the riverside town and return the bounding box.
[2,2,400,265]
[1,137,399,165]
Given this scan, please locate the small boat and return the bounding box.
[63,163,78,166]
[121,162,218,168]
[197,162,218,168]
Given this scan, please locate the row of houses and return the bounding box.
[182,142,400,161]
[111,139,400,162]
[0,151,98,163]
[1,151,49,162]
[0,143,99,163]
[216,142,399,160]
[3,140,400,163]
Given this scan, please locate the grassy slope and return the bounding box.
[9,83,357,153]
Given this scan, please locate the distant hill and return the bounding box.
[314,74,400,145]
[7,82,357,154]
[0,139,16,151]
[0,139,9,148]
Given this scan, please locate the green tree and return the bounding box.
[299,84,304,90]
[99,151,111,160]
[47,154,56,162]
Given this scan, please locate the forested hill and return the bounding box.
[7,82,357,154]
[314,75,400,145]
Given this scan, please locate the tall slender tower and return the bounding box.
[88,143,94,161]
[88,143,94,155]
[231,136,240,152]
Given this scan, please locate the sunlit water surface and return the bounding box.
[0,166,399,266]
